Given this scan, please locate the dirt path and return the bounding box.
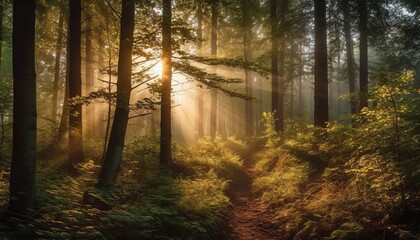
[228,148,282,240]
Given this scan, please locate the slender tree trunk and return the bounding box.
[9,0,37,214]
[314,0,329,127]
[68,0,84,173]
[242,0,253,137]
[0,0,3,70]
[96,0,135,189]
[52,10,64,123]
[358,0,368,110]
[271,0,281,132]
[102,22,113,159]
[278,0,287,128]
[196,0,204,139]
[343,6,357,115]
[209,0,218,139]
[160,0,172,166]
[85,7,94,138]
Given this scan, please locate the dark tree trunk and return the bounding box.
[96,0,135,189]
[314,0,329,127]
[68,0,84,173]
[85,7,94,139]
[242,0,253,137]
[52,9,64,123]
[343,7,357,115]
[160,0,172,167]
[0,0,3,70]
[358,0,368,110]
[271,0,281,132]
[9,0,37,215]
[209,0,218,139]
[196,0,204,139]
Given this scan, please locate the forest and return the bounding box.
[0,0,419,239]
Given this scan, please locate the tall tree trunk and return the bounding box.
[243,0,253,137]
[343,4,357,115]
[68,0,84,173]
[58,32,70,141]
[358,0,368,110]
[314,0,329,127]
[209,0,218,139]
[9,0,36,214]
[196,0,204,139]
[0,0,3,70]
[85,6,94,138]
[278,0,287,128]
[160,0,172,166]
[96,0,135,189]
[52,9,64,123]
[271,0,281,132]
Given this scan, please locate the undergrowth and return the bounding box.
[0,136,244,239]
[254,72,420,239]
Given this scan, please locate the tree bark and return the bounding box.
[96,0,135,189]
[9,0,37,214]
[85,6,95,138]
[160,0,172,167]
[0,0,3,70]
[68,0,84,173]
[242,0,253,137]
[196,0,204,139]
[358,0,368,110]
[343,7,358,115]
[52,9,64,123]
[314,0,329,127]
[209,0,218,139]
[271,0,281,132]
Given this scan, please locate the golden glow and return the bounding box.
[149,60,163,79]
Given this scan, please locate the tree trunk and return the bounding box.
[58,29,70,141]
[160,0,172,166]
[9,0,37,215]
[68,0,84,173]
[358,0,368,110]
[96,0,135,189]
[85,6,95,138]
[196,0,204,139]
[0,0,3,70]
[209,0,218,139]
[52,9,64,123]
[314,0,329,127]
[242,0,253,137]
[271,0,281,132]
[343,6,357,115]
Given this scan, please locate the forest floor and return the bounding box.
[227,143,282,240]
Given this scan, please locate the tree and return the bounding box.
[314,0,329,127]
[359,0,368,110]
[196,0,204,139]
[242,0,253,137]
[68,0,84,172]
[96,0,135,189]
[8,0,37,214]
[85,2,95,138]
[160,0,172,167]
[209,0,218,139]
[52,7,64,122]
[342,0,358,115]
[271,0,281,132]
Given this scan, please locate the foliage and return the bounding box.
[253,71,420,239]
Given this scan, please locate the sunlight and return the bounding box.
[150,60,163,79]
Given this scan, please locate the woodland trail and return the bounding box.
[228,144,282,240]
